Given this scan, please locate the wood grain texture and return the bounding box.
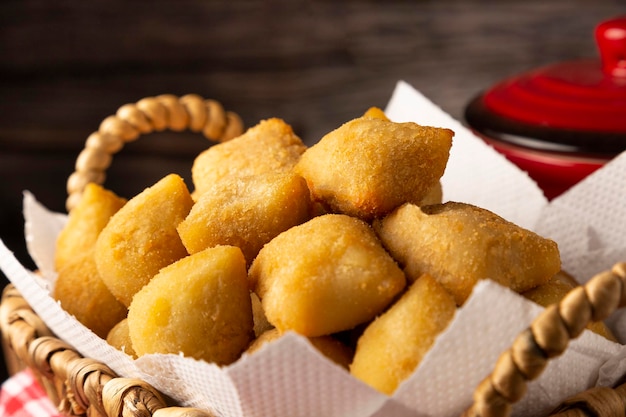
[2,1,624,148]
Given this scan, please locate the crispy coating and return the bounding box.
[375,202,561,305]
[192,118,307,197]
[522,270,578,306]
[246,328,354,369]
[106,318,136,358]
[95,174,193,307]
[55,183,126,272]
[294,116,453,220]
[523,271,617,342]
[362,106,389,121]
[246,327,282,353]
[128,245,254,365]
[419,181,443,206]
[249,214,406,337]
[307,334,355,369]
[178,171,311,264]
[350,274,456,394]
[251,292,273,337]
[53,252,127,339]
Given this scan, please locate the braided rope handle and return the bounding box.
[65,94,244,212]
[463,262,626,417]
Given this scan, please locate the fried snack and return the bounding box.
[192,118,307,197]
[95,174,193,307]
[375,202,561,305]
[178,171,311,264]
[523,271,617,342]
[246,328,354,369]
[245,327,283,354]
[361,108,443,207]
[361,108,442,206]
[419,181,443,206]
[249,214,406,337]
[251,292,273,337]
[294,115,453,220]
[106,318,136,358]
[53,252,127,339]
[55,182,126,272]
[350,274,456,394]
[127,245,254,365]
[307,334,354,369]
[362,106,389,120]
[522,270,579,306]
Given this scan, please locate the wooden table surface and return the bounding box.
[0,0,624,380]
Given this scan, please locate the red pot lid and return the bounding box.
[465,16,626,156]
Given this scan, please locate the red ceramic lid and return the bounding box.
[465,16,626,156]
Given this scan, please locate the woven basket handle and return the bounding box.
[463,262,626,417]
[65,94,244,212]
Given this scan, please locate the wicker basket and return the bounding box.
[1,95,626,417]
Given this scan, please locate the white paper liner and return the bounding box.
[2,81,626,417]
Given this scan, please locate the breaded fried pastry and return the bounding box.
[375,202,561,305]
[249,214,406,337]
[178,171,311,264]
[106,318,136,358]
[350,274,456,394]
[55,183,126,272]
[246,328,353,369]
[192,118,307,197]
[294,115,453,220]
[54,252,127,339]
[95,174,193,306]
[128,245,254,365]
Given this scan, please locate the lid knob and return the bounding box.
[596,16,626,78]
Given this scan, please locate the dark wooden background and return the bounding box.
[1,0,625,381]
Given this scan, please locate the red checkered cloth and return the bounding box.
[0,369,61,417]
